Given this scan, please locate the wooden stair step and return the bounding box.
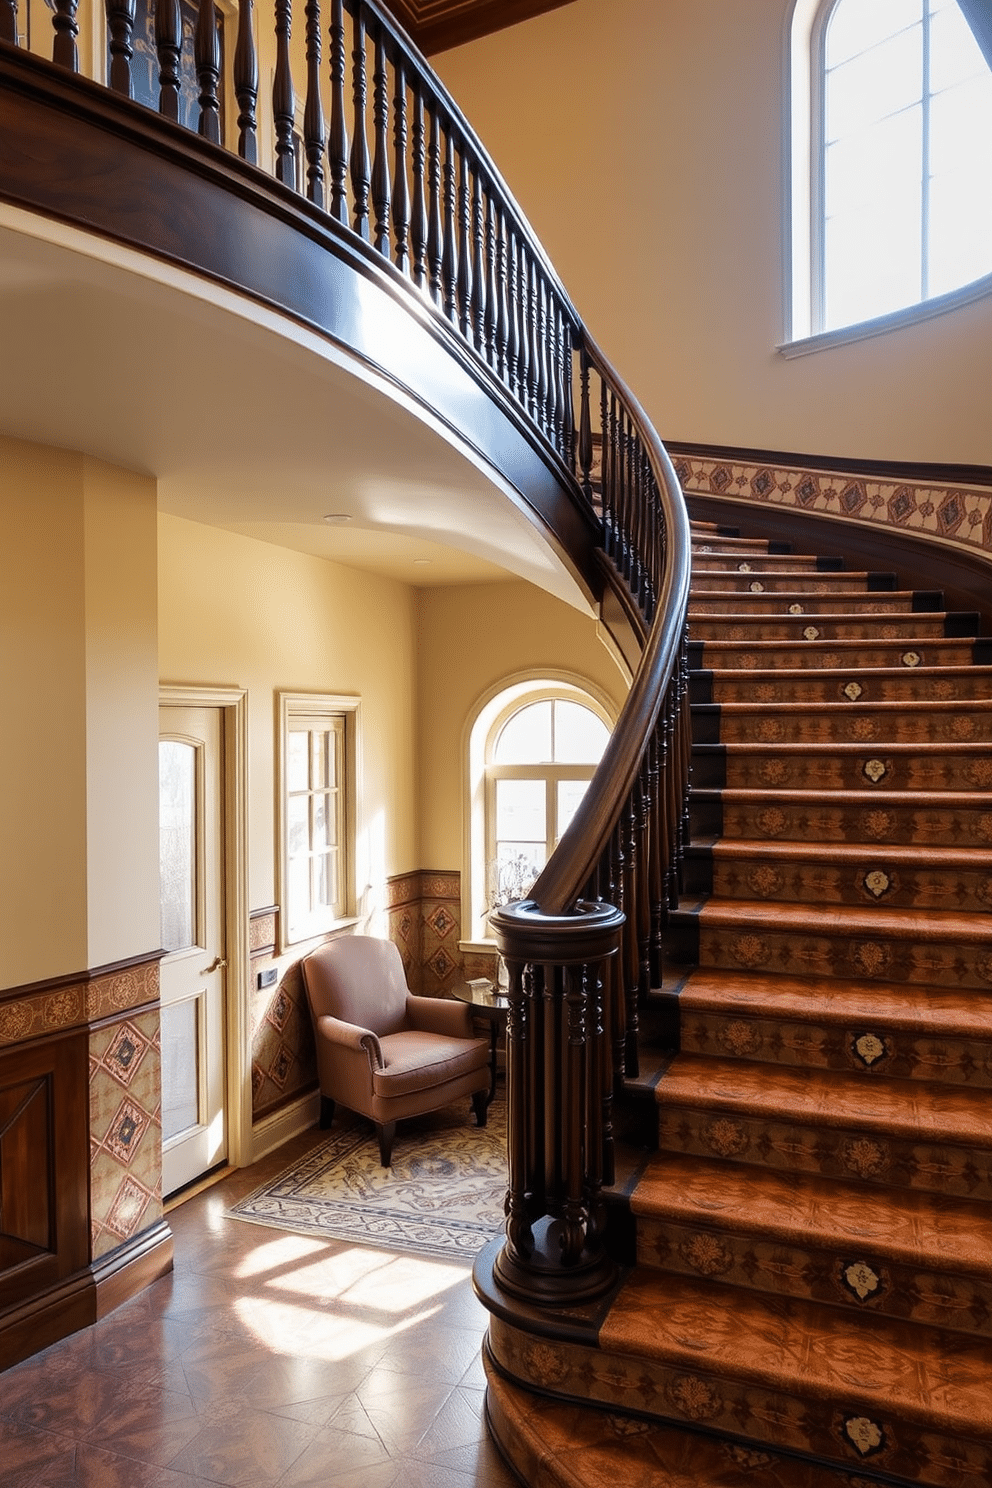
[693,697,992,744]
[689,635,982,668]
[692,663,992,702]
[484,1360,901,1488]
[690,591,935,614]
[688,614,969,641]
[691,786,992,848]
[693,740,992,792]
[689,551,822,572]
[691,569,893,590]
[684,838,992,913]
[654,1054,992,1200]
[632,1152,992,1334]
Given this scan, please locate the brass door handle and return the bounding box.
[203,956,228,974]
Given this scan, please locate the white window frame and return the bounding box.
[277,692,360,951]
[461,676,616,950]
[785,0,992,351]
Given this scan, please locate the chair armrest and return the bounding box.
[406,994,476,1039]
[316,1014,383,1070]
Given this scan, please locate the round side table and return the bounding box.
[450,981,509,1107]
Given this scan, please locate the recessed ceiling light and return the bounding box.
[322,512,352,524]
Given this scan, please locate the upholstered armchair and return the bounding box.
[300,935,490,1166]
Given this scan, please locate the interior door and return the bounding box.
[158,705,227,1197]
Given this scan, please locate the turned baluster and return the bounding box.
[273,0,296,184]
[526,259,540,420]
[495,206,509,380]
[328,0,349,222]
[302,0,324,204]
[456,146,472,338]
[426,104,443,304]
[559,311,575,471]
[410,88,427,288]
[635,768,653,1000]
[350,8,371,237]
[547,298,562,452]
[536,277,551,435]
[503,958,535,1264]
[483,190,497,366]
[52,0,80,71]
[577,348,592,503]
[471,170,486,352]
[233,0,258,161]
[648,723,667,987]
[370,27,390,254]
[560,964,588,1267]
[195,0,222,143]
[441,128,457,321]
[392,56,410,274]
[599,377,612,547]
[505,228,519,396]
[155,0,182,119]
[0,0,17,47]
[516,247,531,414]
[106,0,136,97]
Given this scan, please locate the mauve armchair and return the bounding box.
[300,935,490,1165]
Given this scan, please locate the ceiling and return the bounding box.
[385,0,576,53]
[0,205,592,608]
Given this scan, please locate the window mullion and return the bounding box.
[921,0,932,301]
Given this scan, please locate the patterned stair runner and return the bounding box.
[487,523,992,1487]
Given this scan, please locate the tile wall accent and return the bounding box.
[672,452,992,558]
[250,956,317,1120]
[89,1006,163,1258]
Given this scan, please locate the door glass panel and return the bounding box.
[161,997,200,1141]
[159,740,197,953]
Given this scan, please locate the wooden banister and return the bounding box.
[2,0,692,1309]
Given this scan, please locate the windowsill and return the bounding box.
[459,938,499,956]
[282,915,361,956]
[780,272,992,359]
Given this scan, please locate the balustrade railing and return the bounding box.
[2,0,692,1308]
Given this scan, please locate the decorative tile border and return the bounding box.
[672,451,992,560]
[0,957,159,1049]
[89,1006,162,1258]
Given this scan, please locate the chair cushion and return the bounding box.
[372,1030,488,1099]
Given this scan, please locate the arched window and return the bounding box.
[463,679,615,945]
[790,0,992,340]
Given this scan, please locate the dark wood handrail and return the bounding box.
[1,0,693,1309]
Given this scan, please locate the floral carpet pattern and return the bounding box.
[228,1103,508,1261]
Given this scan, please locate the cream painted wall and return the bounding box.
[436,0,992,466]
[414,579,628,870]
[157,514,419,919]
[0,437,159,987]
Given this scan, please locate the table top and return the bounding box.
[449,980,509,1013]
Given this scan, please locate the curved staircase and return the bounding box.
[483,519,992,1487]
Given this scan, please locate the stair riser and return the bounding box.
[688,854,992,914]
[693,749,992,793]
[689,618,955,641]
[691,554,821,571]
[655,1104,992,1203]
[489,1316,992,1488]
[688,923,992,993]
[637,1217,992,1337]
[692,595,926,617]
[691,575,884,594]
[679,1010,992,1087]
[692,642,979,670]
[695,672,992,703]
[697,709,992,745]
[702,798,992,849]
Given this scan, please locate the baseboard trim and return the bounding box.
[0,1220,174,1371]
[251,1088,321,1163]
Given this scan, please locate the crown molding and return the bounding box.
[385,0,575,53]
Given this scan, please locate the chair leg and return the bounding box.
[377,1120,397,1166]
[471,1089,488,1128]
[319,1096,336,1130]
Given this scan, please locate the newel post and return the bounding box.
[487,897,624,1306]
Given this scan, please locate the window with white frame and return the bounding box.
[279,694,358,946]
[791,0,992,339]
[485,694,611,910]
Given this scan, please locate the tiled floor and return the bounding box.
[0,1128,519,1488]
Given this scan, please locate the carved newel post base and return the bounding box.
[487,897,625,1308]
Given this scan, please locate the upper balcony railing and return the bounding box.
[1,0,692,1308]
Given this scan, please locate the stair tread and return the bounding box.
[632,1152,992,1274]
[696,664,992,681]
[656,1054,990,1144]
[694,696,991,713]
[691,838,990,864]
[692,785,991,807]
[683,896,992,939]
[694,739,992,756]
[599,1270,992,1436]
[674,967,992,1035]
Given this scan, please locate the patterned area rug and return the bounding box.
[227,1103,507,1262]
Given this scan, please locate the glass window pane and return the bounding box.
[928,164,992,294]
[287,731,309,793]
[159,740,197,953]
[494,702,552,763]
[496,778,546,842]
[826,25,922,142]
[287,794,309,856]
[931,0,991,92]
[312,793,329,849]
[826,0,921,70]
[552,701,610,763]
[493,843,544,905]
[288,855,309,924]
[161,998,200,1140]
[310,730,326,789]
[557,779,591,840]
